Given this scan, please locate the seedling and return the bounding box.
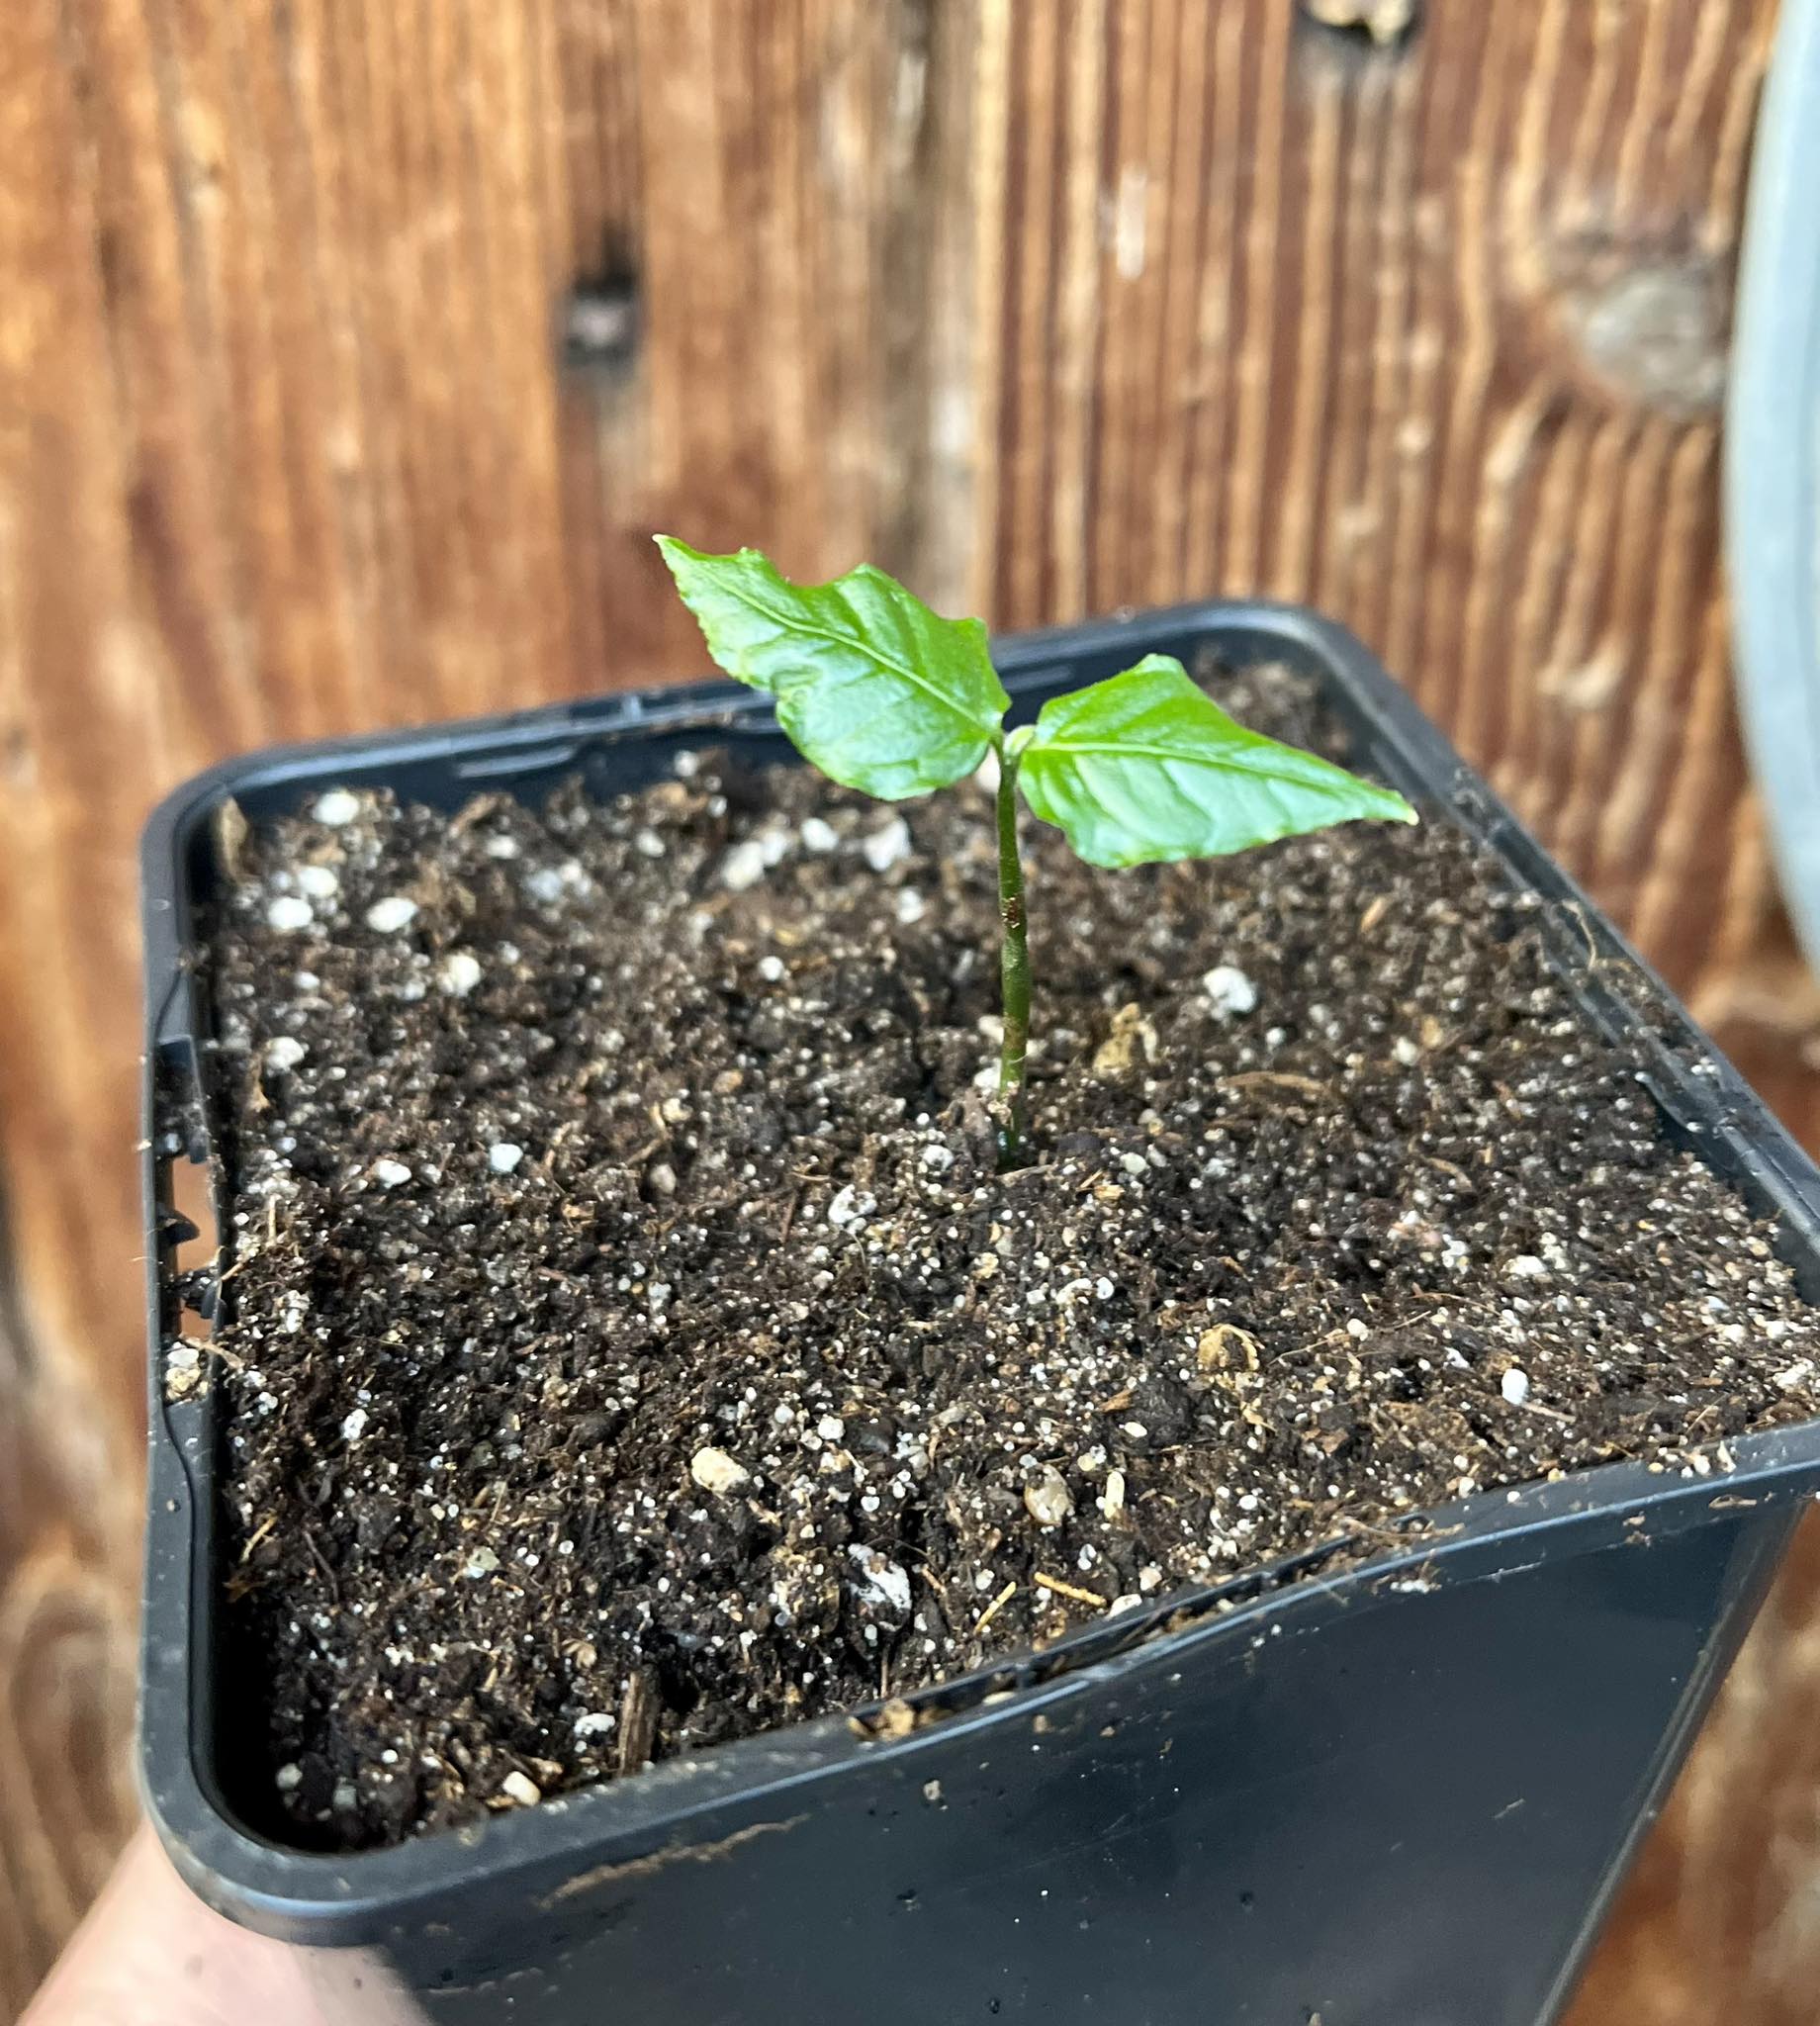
[658,539,1415,1160]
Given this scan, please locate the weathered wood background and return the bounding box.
[4,0,1820,2014]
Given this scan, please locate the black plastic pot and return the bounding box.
[141,602,1820,2026]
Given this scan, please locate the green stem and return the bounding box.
[994,736,1031,1166]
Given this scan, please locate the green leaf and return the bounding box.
[1017,654,1417,869]
[656,538,1010,799]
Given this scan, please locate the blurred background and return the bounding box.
[4,0,1820,2016]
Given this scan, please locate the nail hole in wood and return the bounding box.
[559,254,640,375]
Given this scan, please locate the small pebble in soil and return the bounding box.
[862,816,911,873]
[295,865,340,900]
[312,788,361,826]
[439,951,483,997]
[365,896,418,933]
[163,1341,203,1402]
[264,895,314,933]
[689,1447,751,1495]
[1023,1466,1075,1528]
[371,1158,411,1188]
[1501,1367,1531,1407]
[488,1143,525,1175]
[847,1545,913,1616]
[721,840,770,892]
[1202,965,1258,1018]
[264,1036,308,1071]
[827,1185,874,1229]
[499,1772,542,1808]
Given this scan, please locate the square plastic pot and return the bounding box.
[139,601,1820,2026]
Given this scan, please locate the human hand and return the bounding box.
[22,1824,407,2026]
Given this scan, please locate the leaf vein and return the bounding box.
[724,585,991,732]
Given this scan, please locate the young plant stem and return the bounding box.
[994,737,1032,1166]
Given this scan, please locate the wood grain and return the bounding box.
[2,0,1818,2014]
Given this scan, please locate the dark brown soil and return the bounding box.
[196,666,1820,1848]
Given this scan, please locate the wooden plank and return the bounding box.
[2,0,1818,2011]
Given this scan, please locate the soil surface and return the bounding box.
[197,665,1820,1847]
